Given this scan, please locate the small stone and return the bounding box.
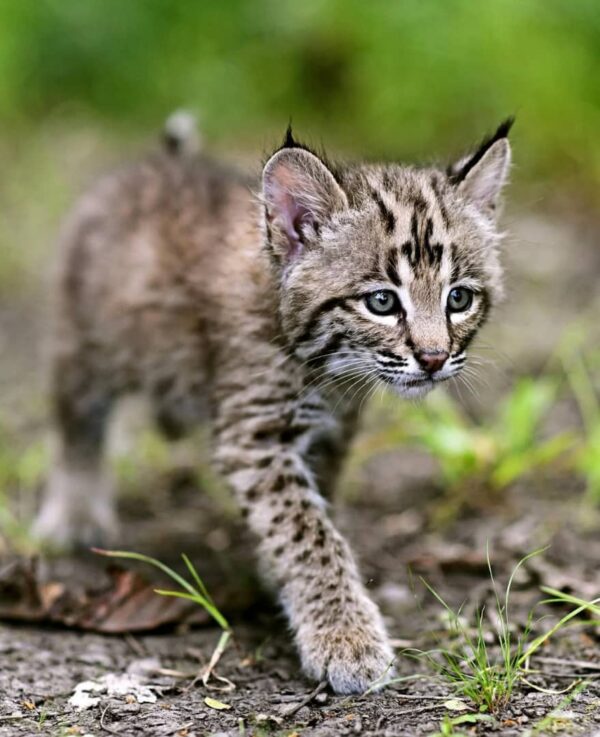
[295,706,311,721]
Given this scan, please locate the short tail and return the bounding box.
[162,109,202,156]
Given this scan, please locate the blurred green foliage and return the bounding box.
[562,343,600,501]
[347,375,574,517]
[0,0,598,194]
[0,424,47,551]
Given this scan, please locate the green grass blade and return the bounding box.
[182,553,214,605]
[540,587,600,616]
[519,596,600,666]
[505,547,548,615]
[153,589,229,630]
[94,548,229,630]
[95,549,199,597]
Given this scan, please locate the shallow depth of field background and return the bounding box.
[0,0,599,542]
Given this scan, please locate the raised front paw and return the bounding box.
[298,624,396,695]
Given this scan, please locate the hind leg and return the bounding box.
[33,354,117,549]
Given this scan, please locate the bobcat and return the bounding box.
[34,117,512,694]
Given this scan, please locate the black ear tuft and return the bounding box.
[493,116,515,140]
[449,117,515,185]
[263,126,342,188]
[283,122,299,149]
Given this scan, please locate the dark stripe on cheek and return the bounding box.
[475,291,491,329]
[452,292,491,351]
[305,331,344,367]
[295,297,350,345]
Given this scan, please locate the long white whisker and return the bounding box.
[298,355,371,388]
[332,370,376,414]
[359,374,383,415]
[298,356,372,388]
[298,362,377,402]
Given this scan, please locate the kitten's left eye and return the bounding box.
[447,287,473,312]
[365,290,400,316]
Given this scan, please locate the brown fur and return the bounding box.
[35,120,512,694]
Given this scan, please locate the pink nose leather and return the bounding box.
[415,350,449,374]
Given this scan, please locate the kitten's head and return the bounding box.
[262,121,512,399]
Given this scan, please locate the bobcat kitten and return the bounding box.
[35,118,513,693]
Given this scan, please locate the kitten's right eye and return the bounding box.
[365,290,401,316]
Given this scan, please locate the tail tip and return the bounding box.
[163,109,201,156]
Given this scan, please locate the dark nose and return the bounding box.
[415,350,449,374]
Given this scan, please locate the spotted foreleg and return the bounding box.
[214,397,394,694]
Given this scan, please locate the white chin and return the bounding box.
[394,381,435,399]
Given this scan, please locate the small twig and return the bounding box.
[535,670,600,680]
[393,693,454,701]
[282,680,328,717]
[161,721,193,736]
[124,634,147,657]
[202,630,233,689]
[521,677,583,695]
[393,703,446,718]
[535,656,600,672]
[150,667,197,679]
[186,630,234,692]
[100,705,122,735]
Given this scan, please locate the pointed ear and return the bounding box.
[262,147,348,264]
[450,118,513,215]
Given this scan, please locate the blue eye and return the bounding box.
[365,290,400,316]
[447,287,473,312]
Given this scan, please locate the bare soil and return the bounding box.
[1,468,599,737]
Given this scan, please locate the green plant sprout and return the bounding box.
[430,712,494,737]
[94,549,232,688]
[407,548,600,713]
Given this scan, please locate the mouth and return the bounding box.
[378,371,455,398]
[379,374,437,388]
[403,377,435,387]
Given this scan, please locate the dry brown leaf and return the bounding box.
[0,558,209,633]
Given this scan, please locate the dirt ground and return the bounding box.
[1,206,600,736]
[1,472,600,737]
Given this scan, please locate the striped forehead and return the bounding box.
[368,177,454,286]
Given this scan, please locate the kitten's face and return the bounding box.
[263,123,511,399]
